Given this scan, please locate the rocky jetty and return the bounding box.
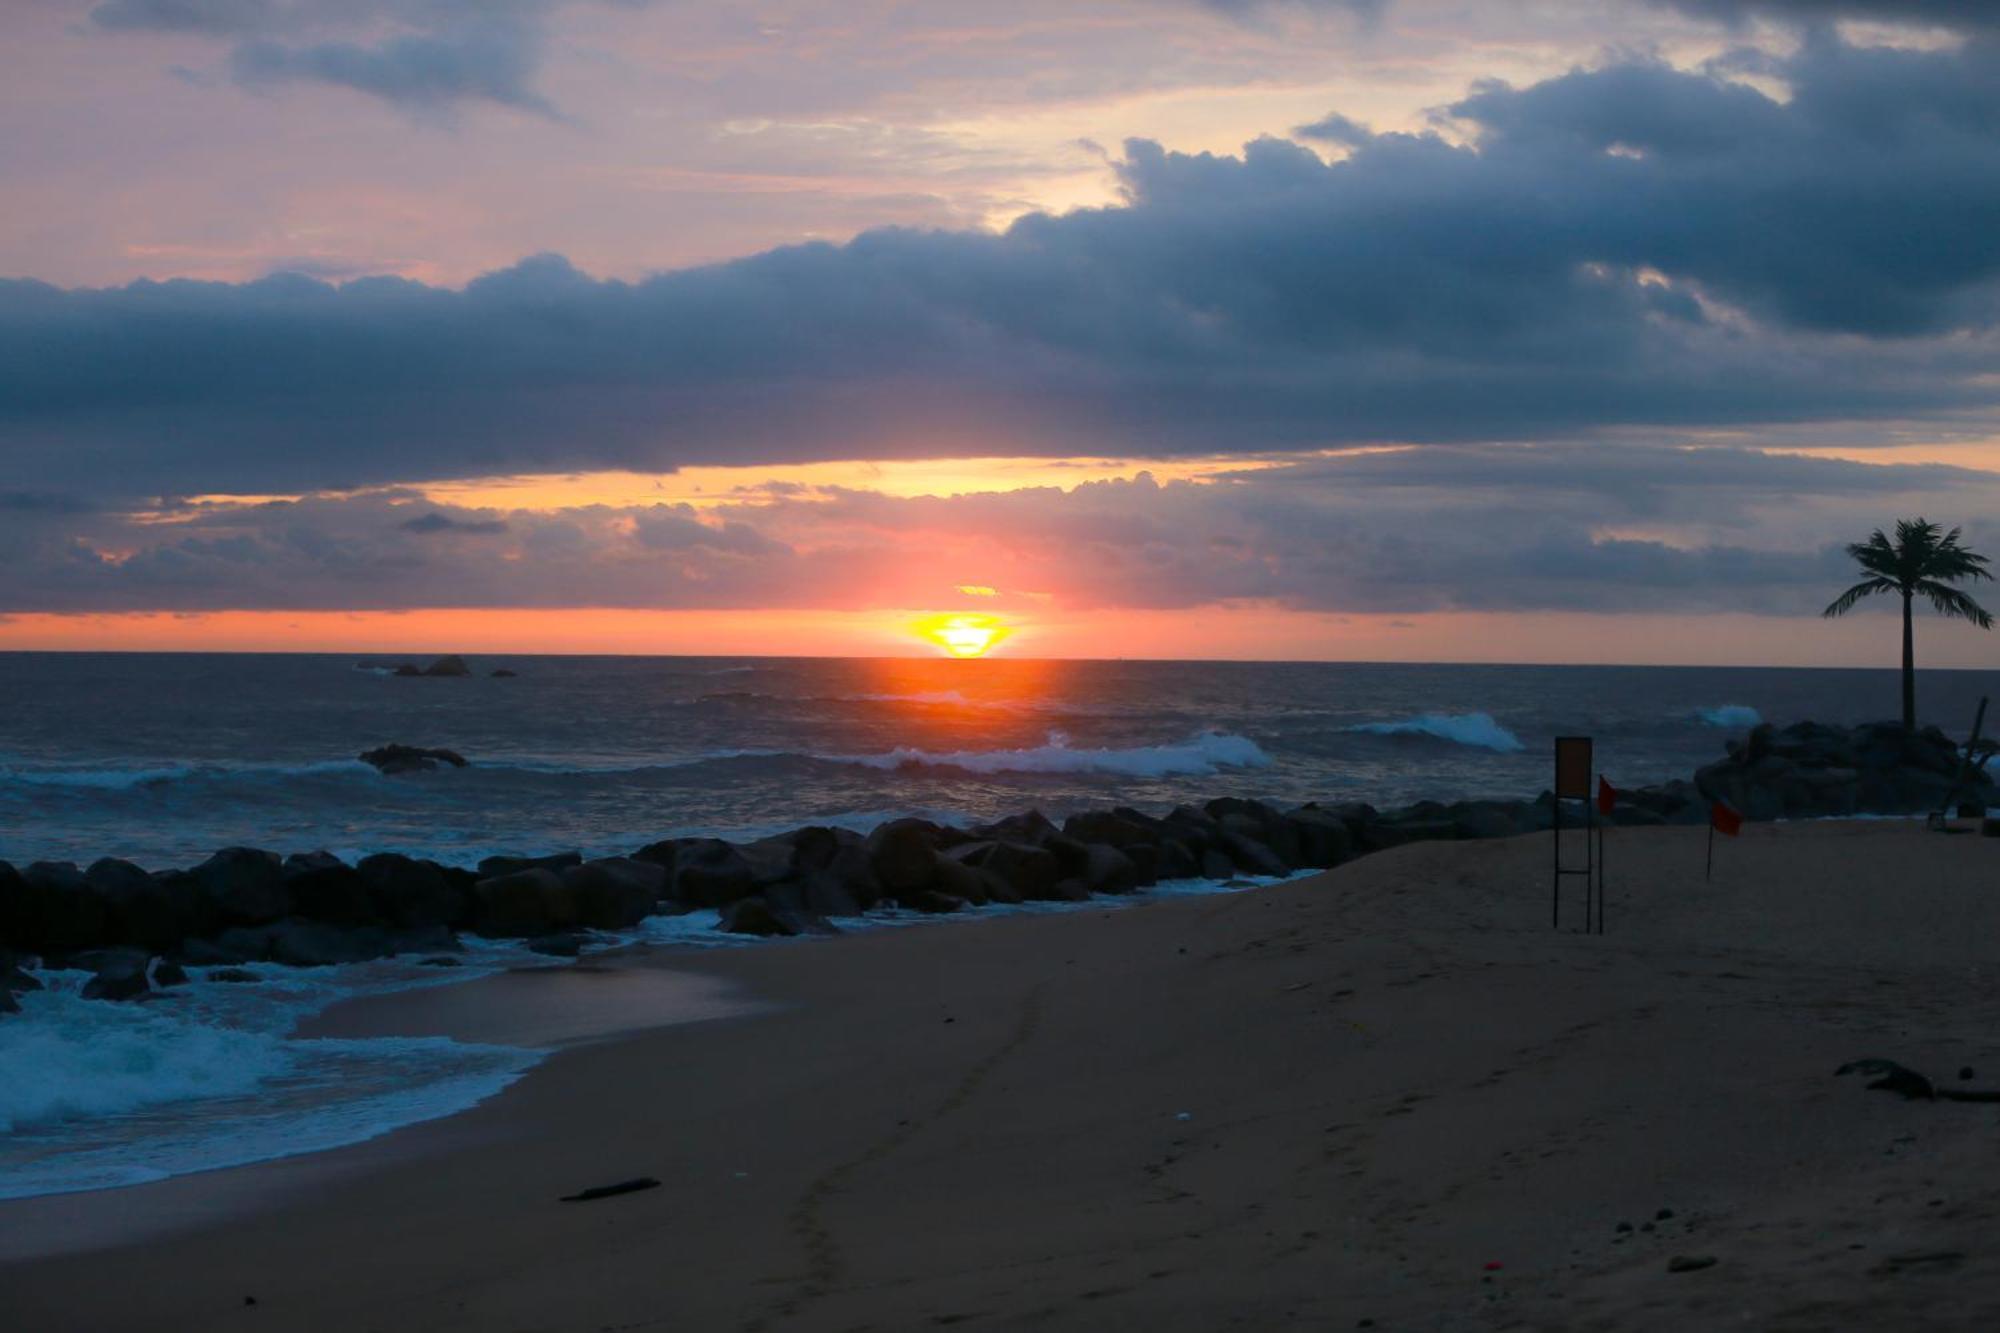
[1,718,1988,1006]
[1693,721,1992,821]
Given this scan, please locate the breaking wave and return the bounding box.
[833,730,1273,778]
[1344,712,1525,753]
[1696,705,1762,728]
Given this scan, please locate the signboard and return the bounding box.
[1554,736,1593,800]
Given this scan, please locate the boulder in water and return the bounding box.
[358,744,470,775]
[471,867,577,938]
[562,857,665,929]
[81,948,152,1001]
[421,655,473,678]
[191,847,289,925]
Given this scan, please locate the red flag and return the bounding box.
[1597,775,1619,816]
[1709,799,1743,837]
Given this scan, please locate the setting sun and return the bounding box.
[914,611,1012,658]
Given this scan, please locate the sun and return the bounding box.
[914,612,1012,659]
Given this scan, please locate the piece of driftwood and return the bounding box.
[559,1177,663,1203]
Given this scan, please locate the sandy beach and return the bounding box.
[7,819,2000,1331]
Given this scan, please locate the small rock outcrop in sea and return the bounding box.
[391,655,474,678]
[1,717,1990,991]
[358,745,471,775]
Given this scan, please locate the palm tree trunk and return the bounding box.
[1902,589,1916,730]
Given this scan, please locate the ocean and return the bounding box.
[2,652,1992,1203]
[4,653,1992,869]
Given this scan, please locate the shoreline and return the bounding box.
[9,821,2000,1329]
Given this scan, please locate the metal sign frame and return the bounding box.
[1552,736,1603,933]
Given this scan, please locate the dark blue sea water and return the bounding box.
[3,653,1993,869]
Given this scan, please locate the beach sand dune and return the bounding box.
[7,820,2000,1330]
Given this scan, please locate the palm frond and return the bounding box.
[1823,577,1897,618]
[1915,580,1996,629]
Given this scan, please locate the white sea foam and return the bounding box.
[835,730,1273,778]
[1344,712,1525,753]
[0,759,378,792]
[0,985,292,1133]
[0,962,541,1200]
[1697,705,1762,728]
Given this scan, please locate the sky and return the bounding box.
[2,0,1998,663]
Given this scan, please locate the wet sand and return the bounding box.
[7,820,2000,1330]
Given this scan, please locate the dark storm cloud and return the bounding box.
[400,511,507,533]
[6,32,2000,500]
[1651,1,2000,30]
[90,0,644,116]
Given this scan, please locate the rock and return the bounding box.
[950,840,1061,901]
[931,854,997,905]
[191,847,289,925]
[1666,1255,1717,1273]
[472,868,577,938]
[81,949,152,1001]
[1079,842,1141,895]
[13,861,109,956]
[151,959,189,987]
[476,851,581,880]
[177,936,249,966]
[391,663,423,677]
[752,880,844,934]
[359,744,470,775]
[904,890,967,915]
[358,854,472,929]
[972,810,1060,846]
[562,857,666,929]
[283,851,375,925]
[1062,809,1163,849]
[669,840,757,907]
[89,859,190,952]
[1282,806,1357,868]
[491,668,517,678]
[2,948,42,1000]
[218,920,390,967]
[795,870,864,919]
[868,819,943,895]
[526,931,587,957]
[1217,831,1289,878]
[1984,817,2000,838]
[1155,838,1203,881]
[421,655,472,678]
[720,897,793,936]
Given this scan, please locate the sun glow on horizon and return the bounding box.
[914,611,1012,658]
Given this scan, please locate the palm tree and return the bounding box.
[1823,519,1993,729]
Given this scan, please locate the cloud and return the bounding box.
[5,32,2000,501]
[90,0,641,117]
[400,511,507,533]
[3,444,1994,618]
[1292,110,1375,146]
[1650,1,2000,30]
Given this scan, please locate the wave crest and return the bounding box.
[837,730,1272,778]
[1696,705,1762,728]
[1344,712,1524,753]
